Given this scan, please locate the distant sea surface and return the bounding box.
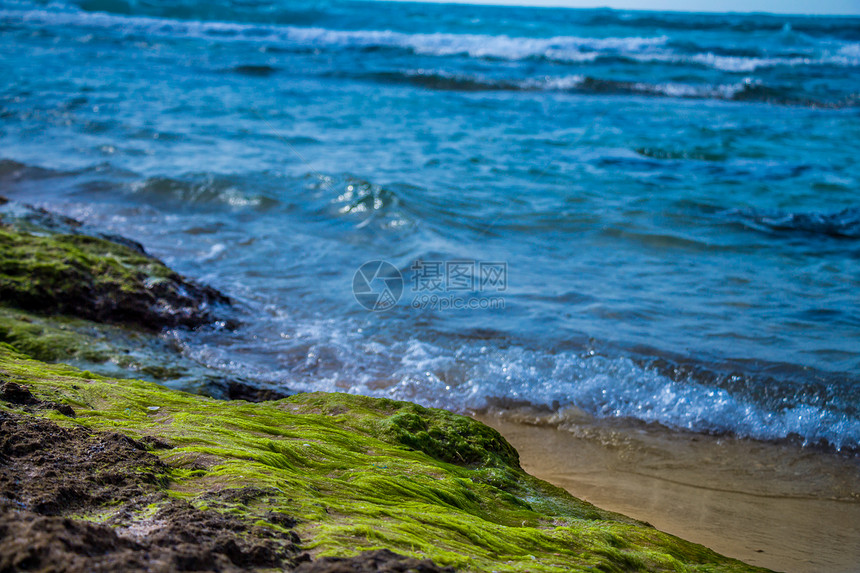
[2,0,859,450]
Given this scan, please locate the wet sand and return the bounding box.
[475,409,860,573]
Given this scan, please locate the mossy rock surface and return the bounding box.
[0,306,113,364]
[0,305,269,398]
[0,225,227,330]
[0,344,771,572]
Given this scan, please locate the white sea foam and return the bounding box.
[838,42,860,57]
[529,75,757,102]
[690,53,813,72]
[638,78,757,99]
[631,50,860,72]
[236,321,859,451]
[523,74,586,90]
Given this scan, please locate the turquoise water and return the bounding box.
[2,0,859,449]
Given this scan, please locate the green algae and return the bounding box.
[0,225,225,330]
[0,303,273,401]
[0,305,214,386]
[0,344,771,572]
[0,306,111,364]
[0,226,168,310]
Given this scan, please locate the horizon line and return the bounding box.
[368,0,860,17]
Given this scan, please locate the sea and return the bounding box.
[1,0,859,451]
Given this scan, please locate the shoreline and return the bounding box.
[0,197,773,571]
[0,345,770,572]
[475,411,860,573]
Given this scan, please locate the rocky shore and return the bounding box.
[0,197,770,572]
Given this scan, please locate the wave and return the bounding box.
[127,174,280,210]
[839,42,860,58]
[298,173,420,234]
[364,70,525,92]
[4,6,858,73]
[0,158,56,180]
[0,159,285,211]
[366,70,853,108]
[271,331,860,452]
[728,207,860,239]
[225,64,279,77]
[628,50,860,72]
[318,175,402,215]
[634,147,727,162]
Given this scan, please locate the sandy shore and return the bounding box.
[475,409,860,573]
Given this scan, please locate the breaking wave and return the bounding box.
[364,70,854,107]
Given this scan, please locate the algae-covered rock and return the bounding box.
[0,305,250,395]
[0,306,114,364]
[0,306,285,403]
[0,344,772,573]
[0,194,148,256]
[381,404,520,468]
[284,392,519,468]
[0,200,261,397]
[294,549,454,572]
[0,223,227,331]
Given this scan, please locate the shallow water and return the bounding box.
[1,0,859,450]
[477,411,860,572]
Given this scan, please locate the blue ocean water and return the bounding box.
[1,0,859,449]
